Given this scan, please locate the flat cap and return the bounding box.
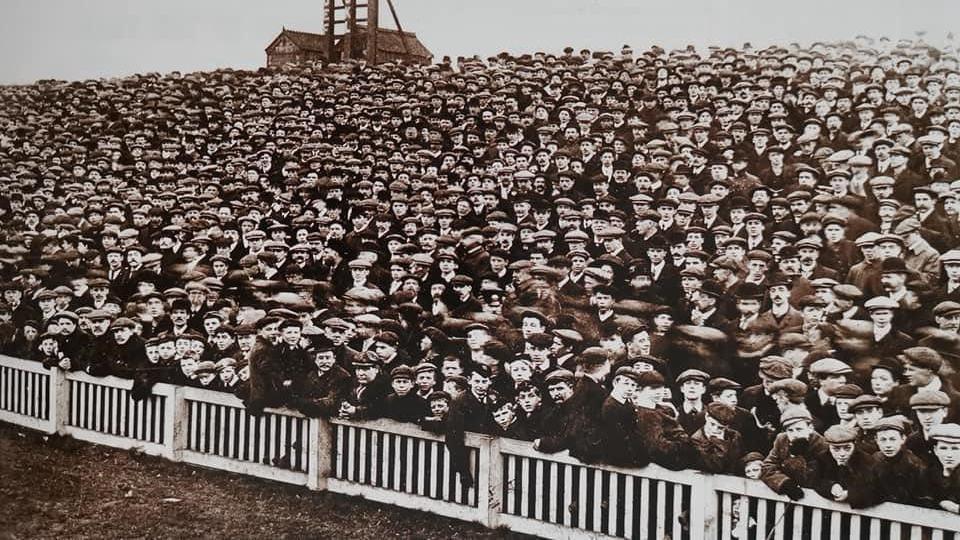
[929,423,960,444]
[909,389,951,409]
[875,415,912,434]
[706,401,737,426]
[769,378,808,399]
[759,355,794,380]
[848,394,884,412]
[824,425,858,444]
[830,384,864,399]
[809,358,853,376]
[676,369,710,384]
[780,406,813,427]
[864,296,899,311]
[577,346,610,366]
[899,346,943,372]
[934,301,960,318]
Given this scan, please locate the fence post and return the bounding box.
[307,417,332,491]
[166,385,187,462]
[477,436,503,528]
[688,472,719,540]
[48,368,69,435]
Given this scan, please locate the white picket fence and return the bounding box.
[1,354,958,539]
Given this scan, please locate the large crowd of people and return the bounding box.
[2,35,960,513]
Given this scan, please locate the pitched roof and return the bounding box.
[352,26,432,59]
[266,30,328,54]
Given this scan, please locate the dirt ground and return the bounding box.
[0,423,528,539]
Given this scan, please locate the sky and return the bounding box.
[1,0,958,84]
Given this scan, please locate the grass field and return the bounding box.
[0,423,530,539]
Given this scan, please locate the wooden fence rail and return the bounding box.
[0,355,957,539]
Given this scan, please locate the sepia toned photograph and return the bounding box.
[1,1,959,538]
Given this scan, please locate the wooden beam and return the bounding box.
[385,0,410,56]
[366,0,379,64]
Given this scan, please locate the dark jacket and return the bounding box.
[290,366,352,417]
[813,447,879,508]
[870,448,928,506]
[761,432,828,494]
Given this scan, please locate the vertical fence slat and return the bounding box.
[672,483,683,540]
[534,459,544,522]
[792,503,805,538]
[546,461,558,523]
[638,477,650,540]
[869,516,881,539]
[623,475,634,539]
[721,492,733,540]
[562,463,573,528]
[415,437,426,495]
[577,466,588,529]
[402,433,408,494]
[521,456,531,518]
[608,471,619,537]
[850,514,861,539]
[812,508,823,538]
[774,501,787,540]
[591,470,603,533]
[830,509,842,539]
[756,497,769,539]
[655,480,666,540]
[890,522,902,540]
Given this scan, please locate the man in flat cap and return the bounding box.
[692,401,744,474]
[761,406,827,501]
[814,424,879,508]
[907,390,953,467]
[446,364,497,486]
[534,347,610,462]
[290,339,352,418]
[925,423,960,513]
[869,415,927,506]
[890,347,960,422]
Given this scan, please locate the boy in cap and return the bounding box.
[632,370,697,471]
[382,365,430,424]
[692,401,744,474]
[675,368,710,435]
[446,365,497,487]
[107,317,149,381]
[538,369,576,439]
[413,362,438,400]
[813,424,879,508]
[339,351,389,421]
[925,423,960,513]
[489,394,532,441]
[598,366,645,466]
[514,382,548,439]
[760,406,827,501]
[420,391,452,433]
[906,390,952,467]
[870,415,927,506]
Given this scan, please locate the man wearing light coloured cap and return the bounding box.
[935,249,960,304]
[907,390,952,468]
[805,358,852,430]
